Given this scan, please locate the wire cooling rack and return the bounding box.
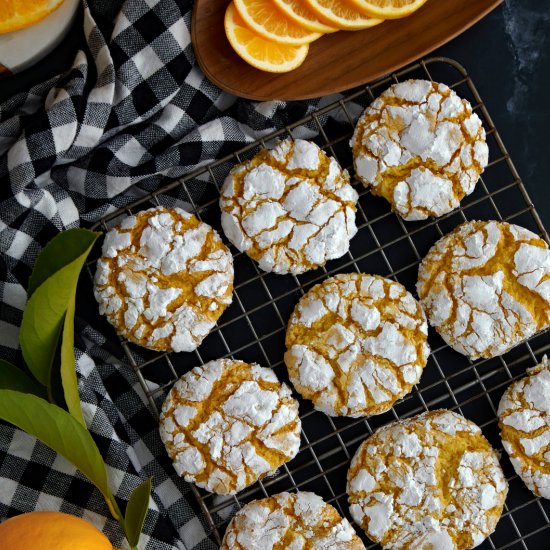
[90,58,550,549]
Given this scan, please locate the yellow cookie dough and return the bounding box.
[221,491,365,549]
[220,138,358,274]
[351,79,488,221]
[284,273,429,417]
[159,359,301,495]
[498,356,550,499]
[347,410,508,550]
[93,206,233,352]
[417,220,550,360]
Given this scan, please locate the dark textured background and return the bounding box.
[436,0,550,229]
[2,0,549,227]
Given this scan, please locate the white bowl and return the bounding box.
[0,0,80,74]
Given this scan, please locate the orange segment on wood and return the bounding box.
[0,0,65,34]
[303,0,384,30]
[344,0,429,18]
[225,2,309,73]
[272,0,339,33]
[234,0,322,45]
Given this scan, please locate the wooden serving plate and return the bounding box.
[192,0,503,100]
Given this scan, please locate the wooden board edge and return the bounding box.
[191,0,504,101]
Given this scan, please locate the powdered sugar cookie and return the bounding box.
[417,220,550,360]
[220,139,358,275]
[94,207,233,353]
[159,359,301,495]
[498,356,550,499]
[347,410,507,550]
[221,491,365,549]
[284,273,429,417]
[351,79,488,221]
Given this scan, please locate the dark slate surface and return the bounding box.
[436,0,550,230]
[2,0,548,226]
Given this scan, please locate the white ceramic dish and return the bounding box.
[0,0,79,74]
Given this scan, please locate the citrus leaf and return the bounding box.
[20,258,81,389]
[27,228,101,299]
[0,390,121,521]
[61,293,85,426]
[124,478,152,547]
[0,359,46,397]
[20,232,99,392]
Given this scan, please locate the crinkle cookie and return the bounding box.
[347,410,508,550]
[417,220,550,360]
[220,139,358,275]
[94,207,233,352]
[498,356,550,499]
[284,273,429,417]
[159,359,301,495]
[351,79,488,221]
[221,491,365,550]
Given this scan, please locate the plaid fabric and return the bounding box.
[0,0,332,548]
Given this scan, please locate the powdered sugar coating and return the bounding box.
[351,80,488,221]
[221,491,365,550]
[417,220,550,360]
[347,410,507,549]
[220,139,358,275]
[498,356,550,499]
[159,359,301,495]
[94,207,234,352]
[284,273,430,417]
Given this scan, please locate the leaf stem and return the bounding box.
[105,495,123,523]
[46,383,56,405]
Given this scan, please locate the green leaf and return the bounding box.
[0,359,46,397]
[20,259,80,390]
[61,293,85,426]
[124,478,152,548]
[0,390,121,521]
[27,228,100,299]
[20,231,99,392]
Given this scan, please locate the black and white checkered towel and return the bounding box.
[0,0,334,548]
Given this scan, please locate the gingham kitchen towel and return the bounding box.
[0,0,343,548]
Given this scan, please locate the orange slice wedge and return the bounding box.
[272,0,339,34]
[344,0,429,18]
[303,0,384,30]
[225,2,309,73]
[234,0,322,45]
[0,0,65,34]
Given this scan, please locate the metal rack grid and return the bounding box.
[90,57,550,549]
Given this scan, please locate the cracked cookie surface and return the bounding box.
[94,207,234,352]
[220,139,358,275]
[221,491,365,549]
[284,273,429,417]
[417,220,550,360]
[347,410,507,550]
[498,356,550,499]
[351,79,488,221]
[159,359,301,495]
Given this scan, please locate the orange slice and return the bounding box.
[303,0,384,30]
[0,0,65,34]
[344,0,429,18]
[234,0,322,45]
[272,0,339,33]
[225,2,309,73]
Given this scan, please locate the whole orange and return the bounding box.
[0,511,113,550]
